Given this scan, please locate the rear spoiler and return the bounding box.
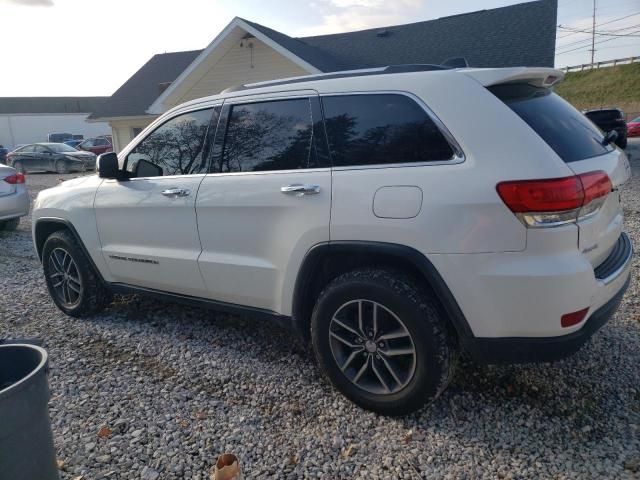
[460,67,565,88]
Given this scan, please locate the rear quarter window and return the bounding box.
[321,94,454,167]
[489,84,613,163]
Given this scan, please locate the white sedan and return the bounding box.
[0,165,29,231]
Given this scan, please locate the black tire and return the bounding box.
[42,229,112,317]
[311,269,458,415]
[55,160,68,174]
[12,160,24,174]
[0,218,20,231]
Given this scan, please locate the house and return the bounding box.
[0,97,110,150]
[90,0,558,152]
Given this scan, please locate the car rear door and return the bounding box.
[196,92,331,314]
[94,106,218,297]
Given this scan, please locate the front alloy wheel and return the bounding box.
[47,247,82,308]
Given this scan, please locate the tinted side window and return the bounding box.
[127,108,214,176]
[215,98,318,173]
[322,94,454,167]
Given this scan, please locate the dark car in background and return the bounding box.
[76,135,113,155]
[6,143,96,174]
[584,108,628,149]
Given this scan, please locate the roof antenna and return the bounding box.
[441,57,469,68]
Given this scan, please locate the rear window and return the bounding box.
[489,84,613,163]
[585,110,622,122]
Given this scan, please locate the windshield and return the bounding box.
[632,117,640,123]
[47,143,79,153]
[489,84,613,163]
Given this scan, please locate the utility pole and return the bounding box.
[590,0,597,64]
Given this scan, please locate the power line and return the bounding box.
[557,23,640,48]
[558,25,640,36]
[556,10,640,39]
[556,28,640,54]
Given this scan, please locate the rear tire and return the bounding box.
[42,229,112,317]
[311,269,458,415]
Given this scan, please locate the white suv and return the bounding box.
[32,65,633,415]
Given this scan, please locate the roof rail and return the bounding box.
[221,64,452,94]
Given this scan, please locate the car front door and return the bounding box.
[94,106,218,297]
[33,145,54,171]
[196,92,332,314]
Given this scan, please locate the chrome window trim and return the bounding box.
[320,90,465,171]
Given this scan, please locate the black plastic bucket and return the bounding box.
[0,344,59,480]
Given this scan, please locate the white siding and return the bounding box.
[0,114,110,150]
[170,38,308,108]
[109,118,155,153]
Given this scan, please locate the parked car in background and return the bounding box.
[64,139,83,149]
[6,143,96,174]
[584,108,628,149]
[0,145,9,164]
[0,164,29,231]
[627,117,640,138]
[76,135,113,155]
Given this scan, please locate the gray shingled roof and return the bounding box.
[0,97,108,115]
[88,50,201,120]
[92,0,556,119]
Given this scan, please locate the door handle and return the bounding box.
[161,188,191,198]
[280,184,321,196]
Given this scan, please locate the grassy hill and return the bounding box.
[555,62,640,117]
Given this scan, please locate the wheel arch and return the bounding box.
[292,241,473,343]
[34,218,105,284]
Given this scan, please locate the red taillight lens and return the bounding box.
[579,171,612,205]
[497,171,612,227]
[3,173,25,184]
[561,307,589,328]
[497,176,583,213]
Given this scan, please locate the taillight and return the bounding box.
[497,171,612,228]
[3,173,25,184]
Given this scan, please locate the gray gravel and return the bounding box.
[1,147,640,479]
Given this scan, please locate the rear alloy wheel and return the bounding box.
[42,230,112,316]
[55,160,68,174]
[311,269,458,415]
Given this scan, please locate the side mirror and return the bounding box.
[134,158,163,178]
[97,152,120,178]
[602,130,618,146]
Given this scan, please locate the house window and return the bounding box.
[131,127,143,139]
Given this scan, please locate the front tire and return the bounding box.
[311,269,458,415]
[42,230,112,317]
[55,160,68,174]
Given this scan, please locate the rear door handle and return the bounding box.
[280,184,321,196]
[161,188,191,198]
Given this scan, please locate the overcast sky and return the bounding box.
[0,0,638,96]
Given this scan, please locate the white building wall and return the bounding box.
[0,113,110,149]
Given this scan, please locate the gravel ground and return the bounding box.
[1,149,640,479]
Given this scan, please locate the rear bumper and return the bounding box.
[463,274,630,364]
[0,186,30,221]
